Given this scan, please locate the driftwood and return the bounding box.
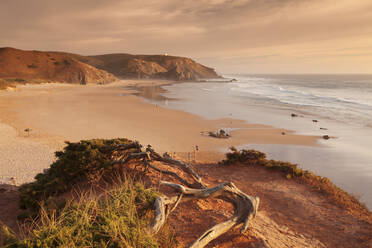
[110,143,259,248]
[143,160,194,188]
[150,181,259,248]
[154,152,206,188]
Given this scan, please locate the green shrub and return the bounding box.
[19,139,142,214]
[221,147,266,165]
[221,147,322,178]
[2,178,174,248]
[220,147,368,214]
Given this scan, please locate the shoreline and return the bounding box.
[0,80,371,247]
[143,80,372,209]
[0,80,319,185]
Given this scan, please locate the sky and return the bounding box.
[1,0,372,74]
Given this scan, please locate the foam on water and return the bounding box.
[152,74,372,208]
[226,75,372,127]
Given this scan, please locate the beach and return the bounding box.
[1,80,371,247]
[0,80,319,187]
[153,75,372,209]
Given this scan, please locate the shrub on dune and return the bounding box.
[2,178,176,248]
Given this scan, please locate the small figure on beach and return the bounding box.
[24,128,31,136]
[193,145,199,162]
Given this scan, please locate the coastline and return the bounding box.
[0,80,371,248]
[145,80,372,209]
[0,80,320,186]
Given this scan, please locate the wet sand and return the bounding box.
[0,80,319,185]
[148,81,372,209]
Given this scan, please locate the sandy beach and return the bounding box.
[0,80,319,185]
[1,81,371,248]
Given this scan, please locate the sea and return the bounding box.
[140,74,372,209]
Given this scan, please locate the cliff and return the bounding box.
[1,139,371,247]
[0,47,221,84]
[72,53,221,81]
[0,47,118,84]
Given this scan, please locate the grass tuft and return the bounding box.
[2,178,176,248]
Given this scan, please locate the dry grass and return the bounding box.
[1,138,178,247]
[1,177,177,248]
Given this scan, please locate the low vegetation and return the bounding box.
[19,138,141,215]
[0,139,369,247]
[0,78,51,90]
[0,78,23,90]
[2,178,176,248]
[220,147,370,217]
[1,138,176,248]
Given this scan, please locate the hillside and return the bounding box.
[0,47,220,85]
[0,139,371,247]
[68,53,221,81]
[0,47,118,85]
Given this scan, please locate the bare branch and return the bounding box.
[151,181,260,248]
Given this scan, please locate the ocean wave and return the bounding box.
[201,88,215,92]
[229,81,372,110]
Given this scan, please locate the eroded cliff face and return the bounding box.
[81,54,221,81]
[0,48,118,84]
[0,47,220,83]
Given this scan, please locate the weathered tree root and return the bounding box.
[110,143,259,248]
[143,160,194,188]
[147,147,206,188]
[112,147,206,188]
[150,181,259,248]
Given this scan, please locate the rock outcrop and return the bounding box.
[0,47,221,83]
[74,53,221,81]
[0,47,118,84]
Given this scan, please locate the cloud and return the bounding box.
[0,0,372,73]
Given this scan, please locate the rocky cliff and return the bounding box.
[73,53,221,81]
[0,47,220,84]
[0,48,118,84]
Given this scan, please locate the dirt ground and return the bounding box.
[1,158,372,248]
